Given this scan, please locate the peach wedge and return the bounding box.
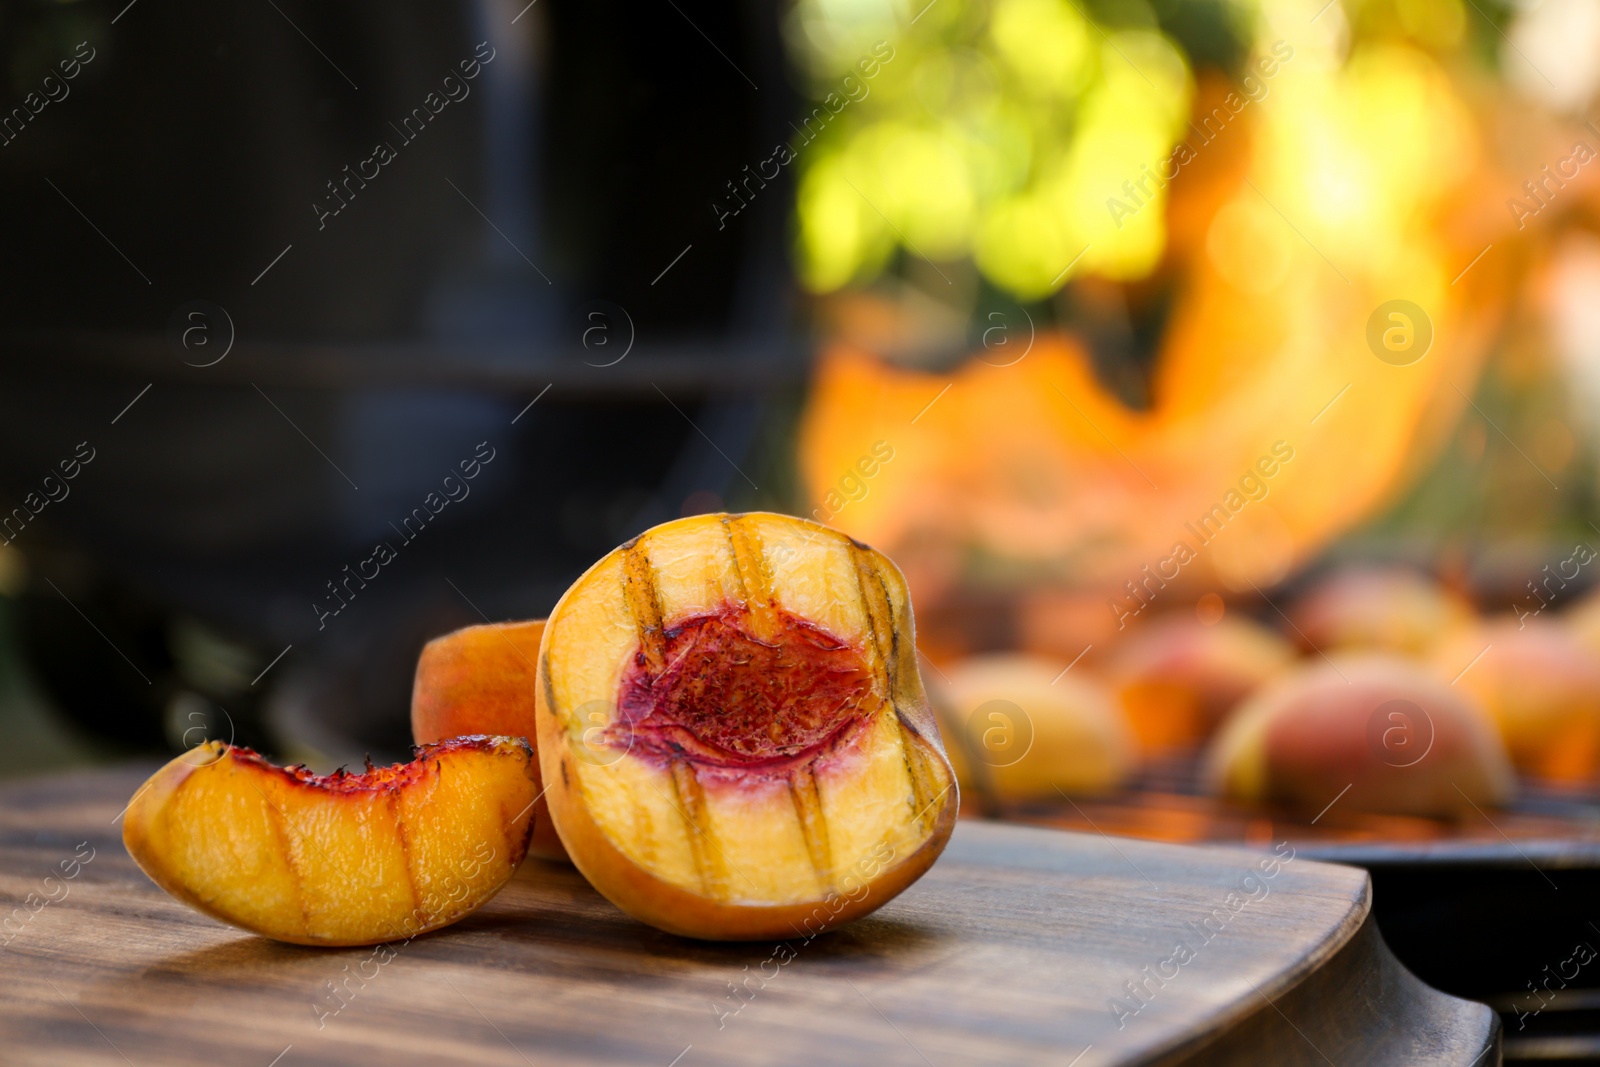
[537,512,959,941]
[411,619,564,859]
[122,736,539,946]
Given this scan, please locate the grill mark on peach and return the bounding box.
[540,649,571,749]
[850,545,931,825]
[510,804,535,869]
[894,715,941,833]
[849,543,895,678]
[499,760,535,873]
[669,757,722,898]
[725,515,779,641]
[256,773,313,939]
[622,538,667,676]
[249,768,393,941]
[732,515,844,883]
[388,785,423,927]
[788,762,833,890]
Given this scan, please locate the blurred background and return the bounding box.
[5,0,1600,1053]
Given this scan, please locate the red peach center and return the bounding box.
[616,607,875,767]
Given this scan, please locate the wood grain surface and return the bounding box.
[0,767,1497,1066]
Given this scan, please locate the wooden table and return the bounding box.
[0,767,1497,1066]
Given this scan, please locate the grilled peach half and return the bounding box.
[536,512,958,941]
[122,736,539,946]
[411,619,563,859]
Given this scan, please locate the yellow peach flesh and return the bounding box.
[122,736,538,946]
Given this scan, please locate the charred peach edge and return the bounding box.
[535,511,958,941]
[122,736,537,947]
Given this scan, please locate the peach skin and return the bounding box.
[1435,618,1600,783]
[1205,655,1513,819]
[1107,612,1295,751]
[411,619,563,859]
[1288,567,1475,657]
[931,654,1135,801]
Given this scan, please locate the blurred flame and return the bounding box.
[799,41,1511,595]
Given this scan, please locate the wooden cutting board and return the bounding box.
[0,767,1497,1066]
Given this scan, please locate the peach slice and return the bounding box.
[536,512,958,941]
[1434,618,1600,783]
[1107,613,1296,751]
[1204,655,1514,818]
[410,619,564,860]
[930,654,1134,800]
[122,736,539,946]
